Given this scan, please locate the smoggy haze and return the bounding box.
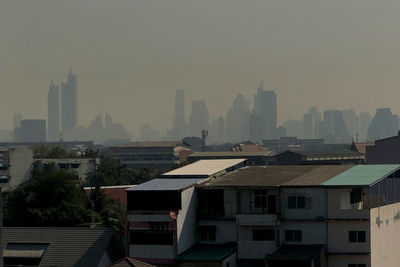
[1,0,400,135]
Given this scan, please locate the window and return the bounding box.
[252,229,275,241]
[198,226,216,241]
[348,264,366,267]
[254,190,267,209]
[350,188,362,204]
[349,231,366,243]
[129,231,173,245]
[4,243,48,267]
[285,230,302,242]
[288,196,306,209]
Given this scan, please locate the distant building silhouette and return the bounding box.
[61,68,77,136]
[225,93,250,142]
[188,100,209,137]
[172,89,186,139]
[358,112,371,142]
[13,113,23,142]
[340,109,358,139]
[367,108,399,141]
[250,81,278,141]
[319,110,351,143]
[20,119,46,142]
[47,80,60,141]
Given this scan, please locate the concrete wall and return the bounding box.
[224,188,237,217]
[328,255,370,267]
[281,188,326,220]
[7,147,33,189]
[238,226,277,259]
[328,221,370,253]
[197,220,237,244]
[371,202,400,266]
[281,221,326,245]
[177,187,197,254]
[327,189,369,219]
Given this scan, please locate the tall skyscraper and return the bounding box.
[225,93,250,142]
[47,80,60,141]
[188,100,209,137]
[20,119,46,142]
[61,68,77,134]
[367,108,399,141]
[172,89,186,139]
[250,81,278,141]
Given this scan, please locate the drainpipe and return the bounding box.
[325,188,328,267]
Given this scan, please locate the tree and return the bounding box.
[33,144,77,159]
[4,165,88,226]
[85,157,152,187]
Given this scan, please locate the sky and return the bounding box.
[2,0,400,135]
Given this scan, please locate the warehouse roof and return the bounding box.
[178,244,235,261]
[162,159,245,178]
[126,178,204,191]
[189,151,271,157]
[322,164,400,186]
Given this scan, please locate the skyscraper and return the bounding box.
[367,108,399,141]
[61,68,77,135]
[47,80,60,141]
[172,89,186,139]
[188,100,209,137]
[225,93,250,142]
[249,81,278,141]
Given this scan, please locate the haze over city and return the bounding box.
[3,0,400,137]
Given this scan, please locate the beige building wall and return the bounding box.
[328,221,370,253]
[327,189,369,219]
[371,202,400,266]
[281,188,326,220]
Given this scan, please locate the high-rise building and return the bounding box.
[61,68,77,135]
[367,108,399,141]
[225,93,250,142]
[250,81,278,141]
[47,80,60,141]
[172,89,186,139]
[13,113,23,142]
[20,119,46,142]
[188,100,209,137]
[358,112,371,142]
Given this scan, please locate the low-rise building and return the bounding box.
[187,151,271,166]
[108,141,190,169]
[0,146,33,190]
[366,133,400,164]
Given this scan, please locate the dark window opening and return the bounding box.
[198,226,216,241]
[348,264,366,267]
[252,229,275,241]
[4,257,42,267]
[349,231,366,243]
[350,188,362,204]
[127,191,181,210]
[129,231,173,245]
[288,196,306,209]
[285,230,302,242]
[197,189,224,218]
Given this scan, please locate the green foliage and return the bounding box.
[85,157,152,187]
[33,144,77,159]
[4,166,125,232]
[4,166,87,226]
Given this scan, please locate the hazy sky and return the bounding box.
[2,0,400,135]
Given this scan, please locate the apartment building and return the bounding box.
[126,159,246,266]
[0,146,33,190]
[127,163,400,267]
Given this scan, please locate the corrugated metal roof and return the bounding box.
[3,227,117,267]
[126,178,204,191]
[120,141,182,148]
[162,159,245,177]
[322,165,400,186]
[109,257,156,267]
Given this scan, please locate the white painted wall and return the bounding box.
[238,226,277,259]
[224,188,237,217]
[327,189,369,219]
[197,220,237,244]
[371,202,400,266]
[177,187,197,254]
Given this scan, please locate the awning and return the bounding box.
[266,244,324,261]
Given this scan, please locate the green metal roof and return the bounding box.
[178,245,235,262]
[322,165,400,186]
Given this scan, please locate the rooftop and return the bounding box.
[322,164,400,186]
[120,141,182,148]
[162,159,246,177]
[189,151,271,157]
[126,178,204,191]
[108,257,156,267]
[178,244,236,262]
[266,244,324,261]
[292,150,364,157]
[3,227,120,267]
[200,165,354,187]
